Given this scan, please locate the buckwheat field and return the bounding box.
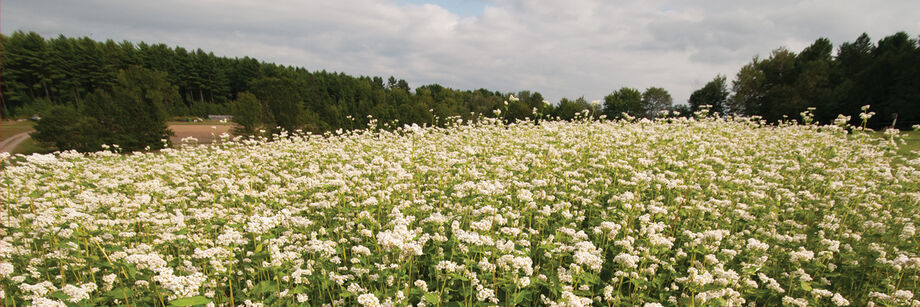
[1,112,919,306]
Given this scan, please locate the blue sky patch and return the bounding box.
[402,0,485,18]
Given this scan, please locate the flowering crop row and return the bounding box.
[1,113,918,306]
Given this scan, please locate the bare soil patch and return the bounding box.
[169,124,233,145]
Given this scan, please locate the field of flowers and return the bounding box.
[1,111,919,306]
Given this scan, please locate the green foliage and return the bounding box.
[249,77,305,133]
[729,60,765,115]
[32,105,104,152]
[33,66,176,152]
[503,98,533,123]
[169,296,211,306]
[104,66,177,151]
[688,75,729,114]
[603,87,643,119]
[729,32,920,128]
[641,87,673,118]
[553,97,591,121]
[231,91,263,136]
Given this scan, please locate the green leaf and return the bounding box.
[105,287,135,298]
[514,292,529,304]
[423,292,440,304]
[126,265,137,279]
[50,291,70,301]
[169,296,211,306]
[800,281,812,291]
[253,280,275,295]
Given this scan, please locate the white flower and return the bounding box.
[30,297,67,307]
[352,245,372,256]
[476,284,496,303]
[782,296,808,307]
[0,262,13,277]
[832,293,850,306]
[893,290,914,301]
[789,247,814,262]
[62,283,97,303]
[517,276,530,287]
[746,238,769,252]
[614,253,640,269]
[357,293,381,307]
[573,241,603,272]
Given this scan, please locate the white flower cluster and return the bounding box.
[152,269,208,299]
[1,114,917,305]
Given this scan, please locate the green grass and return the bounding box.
[896,130,920,157]
[0,120,35,141]
[867,130,920,161]
[11,137,53,155]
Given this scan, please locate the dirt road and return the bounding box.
[0,132,30,153]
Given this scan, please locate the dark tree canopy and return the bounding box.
[32,66,175,152]
[230,92,262,137]
[641,87,673,118]
[248,77,304,133]
[32,105,104,152]
[724,32,920,128]
[688,75,729,115]
[603,87,643,119]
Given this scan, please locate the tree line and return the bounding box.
[1,31,917,152]
[0,32,614,151]
[1,31,676,152]
[687,32,920,129]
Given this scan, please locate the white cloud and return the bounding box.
[3,0,919,103]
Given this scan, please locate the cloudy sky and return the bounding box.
[3,0,919,104]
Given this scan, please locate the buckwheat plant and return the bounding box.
[1,112,918,306]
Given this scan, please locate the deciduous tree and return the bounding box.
[688,75,729,115]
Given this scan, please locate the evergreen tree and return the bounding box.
[249,77,305,133]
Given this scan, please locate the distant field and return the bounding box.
[168,123,234,145]
[867,130,920,160]
[167,119,233,126]
[896,130,920,157]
